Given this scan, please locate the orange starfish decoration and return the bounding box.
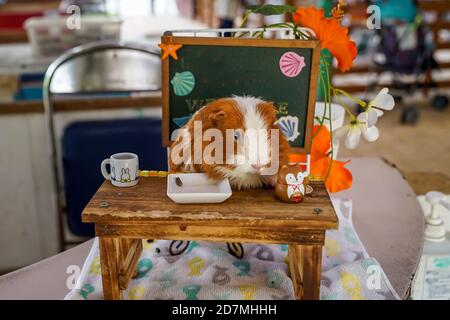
[288,125,352,193]
[158,43,183,60]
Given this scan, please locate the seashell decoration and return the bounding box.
[172,115,192,128]
[171,71,196,96]
[279,51,306,78]
[275,115,301,142]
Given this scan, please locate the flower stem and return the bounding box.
[333,90,357,121]
[333,88,367,107]
[323,60,334,182]
[313,63,329,139]
[239,10,251,28]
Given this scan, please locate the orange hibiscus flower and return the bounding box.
[293,7,357,72]
[289,125,352,193]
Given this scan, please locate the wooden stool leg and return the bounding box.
[288,244,303,299]
[99,237,122,300]
[118,239,143,290]
[300,245,323,300]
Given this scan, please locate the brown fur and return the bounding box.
[169,97,290,189]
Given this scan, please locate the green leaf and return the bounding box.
[246,4,296,16]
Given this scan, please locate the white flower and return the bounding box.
[362,88,395,127]
[333,112,379,149]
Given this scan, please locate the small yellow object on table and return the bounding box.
[82,176,338,300]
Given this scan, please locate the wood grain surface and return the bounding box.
[86,176,335,300]
[83,177,338,230]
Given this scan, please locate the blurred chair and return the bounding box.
[62,118,166,237]
[43,41,165,249]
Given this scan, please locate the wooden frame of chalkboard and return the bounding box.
[161,35,321,154]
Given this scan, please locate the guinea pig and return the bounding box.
[169,96,290,189]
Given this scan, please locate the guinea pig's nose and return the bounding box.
[251,163,262,170]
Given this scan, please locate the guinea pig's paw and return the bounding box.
[261,175,277,188]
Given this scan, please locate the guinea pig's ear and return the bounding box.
[208,110,226,126]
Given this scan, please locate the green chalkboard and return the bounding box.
[162,36,320,153]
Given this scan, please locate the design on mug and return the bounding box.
[120,168,132,183]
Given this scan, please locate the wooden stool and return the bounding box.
[82,177,338,300]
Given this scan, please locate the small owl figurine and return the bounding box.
[275,164,307,203]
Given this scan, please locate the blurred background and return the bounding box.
[0,0,449,276]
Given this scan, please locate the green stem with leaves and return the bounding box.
[322,56,334,182]
[313,56,330,139]
[238,3,366,184]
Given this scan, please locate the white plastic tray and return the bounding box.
[166,173,232,204]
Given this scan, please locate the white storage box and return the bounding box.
[24,16,122,58]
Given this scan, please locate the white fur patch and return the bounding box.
[215,165,275,190]
[232,96,271,167]
[232,96,268,130]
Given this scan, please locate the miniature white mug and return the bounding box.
[101,153,139,187]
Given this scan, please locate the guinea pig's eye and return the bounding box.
[297,172,304,182]
[285,173,296,184]
[234,131,241,141]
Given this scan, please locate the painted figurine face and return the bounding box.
[285,171,304,185]
[285,173,296,184]
[275,164,307,203]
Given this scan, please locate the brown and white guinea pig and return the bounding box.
[169,96,290,189]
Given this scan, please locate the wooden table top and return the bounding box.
[82,177,338,230]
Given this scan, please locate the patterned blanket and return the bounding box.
[65,198,399,300]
